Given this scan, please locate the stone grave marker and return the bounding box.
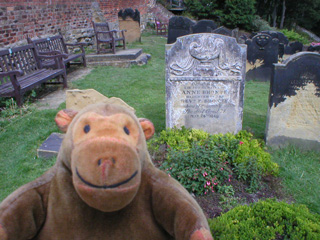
[66,89,135,112]
[266,52,320,151]
[166,33,247,134]
[252,31,289,58]
[167,16,195,44]
[212,26,239,42]
[191,19,218,34]
[118,8,141,43]
[246,33,279,81]
[284,41,303,55]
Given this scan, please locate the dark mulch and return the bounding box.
[150,146,293,219]
[195,175,291,219]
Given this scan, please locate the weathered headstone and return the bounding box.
[167,16,195,44]
[191,20,218,34]
[166,33,247,134]
[212,26,239,42]
[118,8,141,43]
[266,52,320,151]
[66,89,135,112]
[251,31,288,58]
[246,33,279,81]
[284,41,303,54]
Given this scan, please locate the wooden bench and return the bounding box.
[27,34,87,69]
[0,44,67,106]
[92,21,126,54]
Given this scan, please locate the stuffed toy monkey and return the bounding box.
[0,103,213,240]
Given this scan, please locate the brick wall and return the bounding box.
[0,0,155,48]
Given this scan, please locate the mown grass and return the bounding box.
[0,33,319,215]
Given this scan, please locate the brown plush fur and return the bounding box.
[0,103,213,240]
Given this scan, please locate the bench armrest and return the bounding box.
[38,52,68,59]
[0,70,23,78]
[65,42,89,47]
[96,30,117,34]
[38,52,67,69]
[65,42,88,53]
[38,50,68,58]
[0,70,24,89]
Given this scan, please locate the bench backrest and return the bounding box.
[92,22,113,40]
[28,35,68,54]
[0,44,39,85]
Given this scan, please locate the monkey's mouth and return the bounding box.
[76,168,138,189]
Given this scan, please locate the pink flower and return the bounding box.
[206,181,211,186]
[202,172,208,177]
[214,182,218,186]
[168,174,171,177]
[220,167,224,171]
[239,141,244,145]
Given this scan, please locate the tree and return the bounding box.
[220,0,256,31]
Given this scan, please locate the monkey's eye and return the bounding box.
[123,126,130,135]
[84,124,90,133]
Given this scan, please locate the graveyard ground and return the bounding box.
[0,33,319,217]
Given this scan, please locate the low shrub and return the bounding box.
[149,128,279,195]
[209,199,320,239]
[252,15,275,32]
[279,29,310,44]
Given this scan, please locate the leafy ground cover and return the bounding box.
[0,34,319,221]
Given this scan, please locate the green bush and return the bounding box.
[184,0,222,20]
[279,29,310,44]
[252,15,275,32]
[149,128,279,195]
[209,199,320,239]
[161,141,233,195]
[221,0,256,31]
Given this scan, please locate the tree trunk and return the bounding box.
[280,0,286,29]
[272,3,277,27]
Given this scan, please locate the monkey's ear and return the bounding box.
[139,118,155,140]
[55,109,78,133]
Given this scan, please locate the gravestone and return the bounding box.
[167,16,195,44]
[266,52,320,151]
[66,89,135,112]
[118,8,141,43]
[166,33,247,134]
[191,20,218,34]
[284,41,303,54]
[251,31,289,58]
[246,33,279,81]
[212,26,239,42]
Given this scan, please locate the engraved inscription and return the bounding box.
[172,81,237,120]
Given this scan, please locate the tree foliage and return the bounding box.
[184,0,257,31]
[183,0,320,35]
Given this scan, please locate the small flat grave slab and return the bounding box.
[266,52,320,151]
[86,48,150,67]
[166,33,247,134]
[37,133,64,159]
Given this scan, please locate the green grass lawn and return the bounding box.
[0,33,319,215]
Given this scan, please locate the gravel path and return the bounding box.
[34,67,93,110]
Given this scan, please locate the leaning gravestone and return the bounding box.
[166,33,247,134]
[118,8,141,43]
[246,33,279,81]
[167,16,195,44]
[191,19,218,34]
[266,52,320,151]
[212,26,239,42]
